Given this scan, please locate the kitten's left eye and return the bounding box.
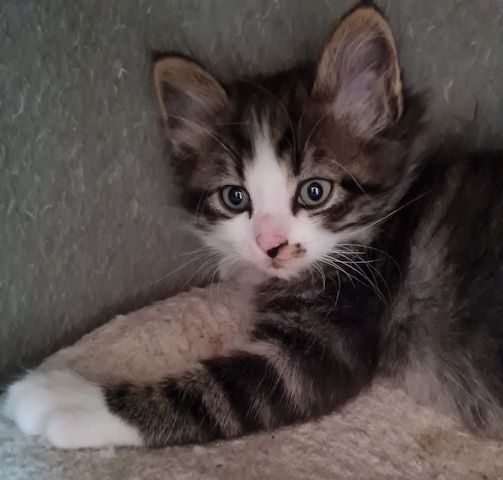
[297,178,332,208]
[220,185,250,212]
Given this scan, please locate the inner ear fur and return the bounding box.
[314,6,403,138]
[153,56,228,148]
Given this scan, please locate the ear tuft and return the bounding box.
[314,6,402,138]
[153,57,228,148]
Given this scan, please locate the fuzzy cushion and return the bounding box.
[2,284,503,480]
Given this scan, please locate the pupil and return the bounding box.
[229,188,243,205]
[308,182,323,201]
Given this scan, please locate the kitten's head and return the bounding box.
[154,6,424,280]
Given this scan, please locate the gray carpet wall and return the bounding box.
[1,0,502,381]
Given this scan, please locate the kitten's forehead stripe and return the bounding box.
[223,116,254,181]
[245,129,293,218]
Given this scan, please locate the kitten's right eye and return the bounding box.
[220,185,250,213]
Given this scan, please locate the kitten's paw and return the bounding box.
[45,407,143,449]
[3,369,77,435]
[3,369,143,449]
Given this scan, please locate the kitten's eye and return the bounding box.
[297,178,332,208]
[220,185,250,212]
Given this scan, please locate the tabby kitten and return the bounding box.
[4,5,503,448]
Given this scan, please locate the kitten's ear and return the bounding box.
[313,6,402,138]
[153,57,228,150]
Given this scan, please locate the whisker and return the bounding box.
[323,250,388,302]
[337,243,402,277]
[319,258,359,288]
[312,263,326,292]
[179,246,213,257]
[301,113,329,158]
[329,244,396,302]
[149,252,214,288]
[334,269,341,307]
[339,258,384,301]
[350,190,432,237]
[320,253,387,302]
[312,150,366,194]
[179,251,224,290]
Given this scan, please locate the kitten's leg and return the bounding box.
[3,369,144,447]
[4,281,380,448]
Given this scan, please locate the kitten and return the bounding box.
[4,4,503,449]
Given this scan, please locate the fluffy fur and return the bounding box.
[4,4,503,449]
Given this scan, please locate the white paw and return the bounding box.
[2,369,143,449]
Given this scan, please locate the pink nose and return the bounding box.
[256,232,287,257]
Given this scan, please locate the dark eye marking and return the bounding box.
[340,176,383,196]
[277,127,294,156]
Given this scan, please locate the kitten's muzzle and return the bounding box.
[267,242,288,259]
[271,243,307,268]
